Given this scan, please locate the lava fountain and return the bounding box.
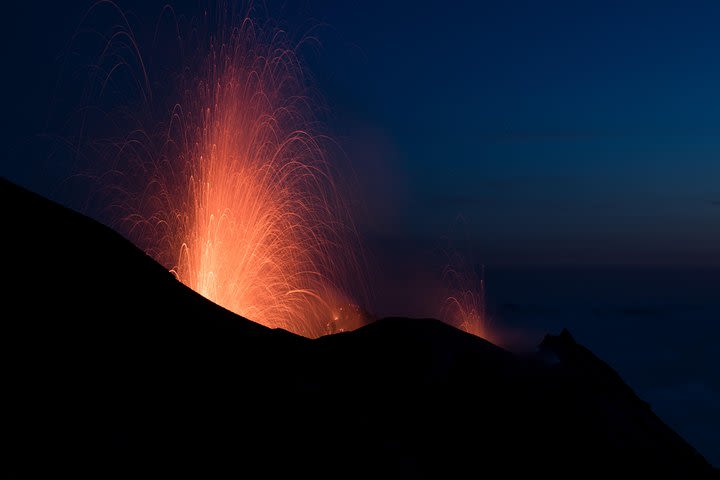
[78,4,366,337]
[169,37,360,337]
[441,253,491,340]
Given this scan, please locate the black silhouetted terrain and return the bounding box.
[3,177,716,478]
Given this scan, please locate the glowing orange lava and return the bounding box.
[72,4,490,341]
[441,255,490,340]
[158,24,365,337]
[80,10,369,338]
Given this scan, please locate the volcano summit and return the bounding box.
[4,177,716,478]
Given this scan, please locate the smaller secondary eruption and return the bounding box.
[441,253,490,340]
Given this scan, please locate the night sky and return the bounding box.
[303,0,720,267]
[1,0,718,465]
[3,1,720,266]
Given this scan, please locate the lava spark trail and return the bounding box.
[157,19,365,337]
[77,3,367,337]
[441,253,490,340]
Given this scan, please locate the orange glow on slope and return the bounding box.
[441,255,491,340]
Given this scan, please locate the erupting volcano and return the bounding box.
[86,6,367,338]
[4,1,718,475]
[66,2,491,340]
[158,26,362,337]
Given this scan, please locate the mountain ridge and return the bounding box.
[3,177,716,478]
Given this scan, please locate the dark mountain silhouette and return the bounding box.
[3,177,716,478]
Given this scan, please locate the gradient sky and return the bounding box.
[2,0,719,267]
[300,0,720,266]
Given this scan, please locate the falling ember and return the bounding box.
[66,3,492,342]
[75,4,367,337]
[441,254,491,340]
[162,21,366,337]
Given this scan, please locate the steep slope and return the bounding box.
[3,178,716,478]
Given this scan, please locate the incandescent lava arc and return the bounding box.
[104,8,368,338]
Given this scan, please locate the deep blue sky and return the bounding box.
[2,0,719,266]
[299,0,720,266]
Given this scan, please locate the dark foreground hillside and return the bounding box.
[3,178,716,478]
